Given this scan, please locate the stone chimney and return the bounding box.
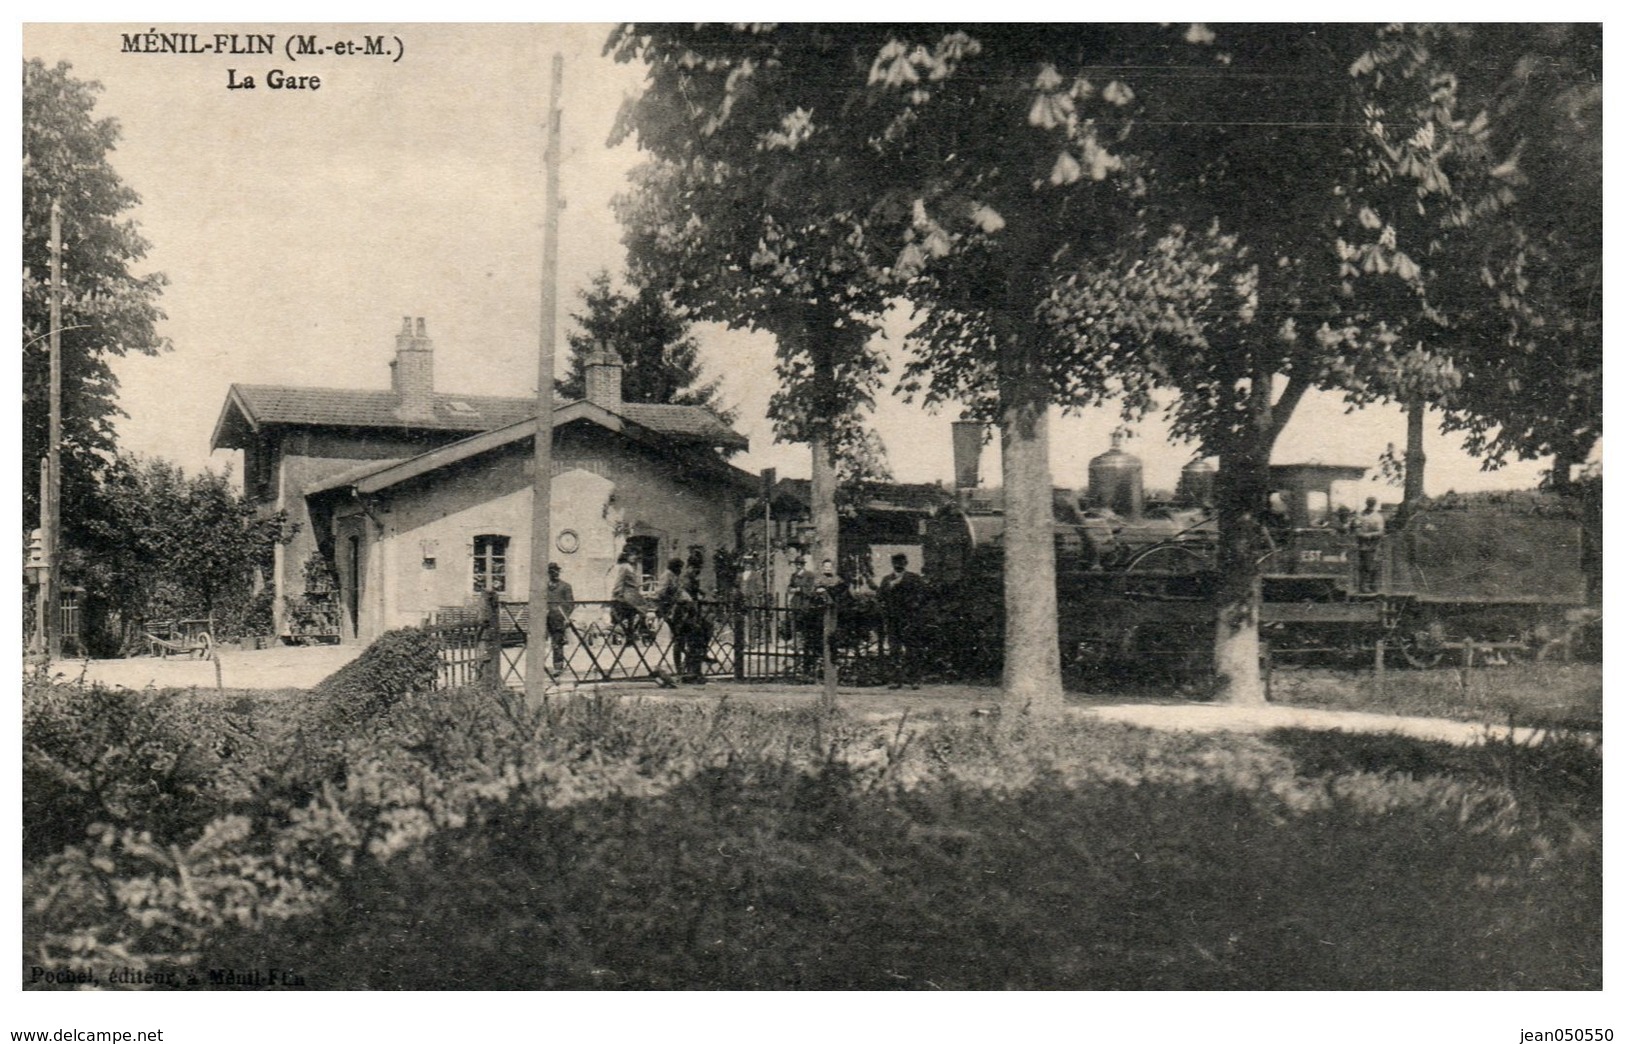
[584,344,624,409]
[390,317,435,422]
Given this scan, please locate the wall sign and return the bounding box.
[556,529,580,554]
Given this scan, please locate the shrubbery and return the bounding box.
[307,626,440,728]
[23,675,1602,990]
[22,676,242,860]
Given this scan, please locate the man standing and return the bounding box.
[1356,496,1386,593]
[545,562,575,676]
[787,554,822,680]
[878,552,926,689]
[655,557,700,684]
[608,550,644,645]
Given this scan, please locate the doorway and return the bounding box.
[623,534,660,588]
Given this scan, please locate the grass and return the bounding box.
[1265,662,1602,730]
[23,671,1600,991]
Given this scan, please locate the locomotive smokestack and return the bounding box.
[951,420,985,497]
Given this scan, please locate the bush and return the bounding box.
[23,684,1602,990]
[22,678,240,861]
[308,627,440,728]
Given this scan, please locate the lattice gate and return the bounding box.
[432,593,899,691]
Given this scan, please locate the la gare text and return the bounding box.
[228,69,321,91]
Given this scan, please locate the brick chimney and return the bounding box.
[584,344,624,409]
[390,317,435,422]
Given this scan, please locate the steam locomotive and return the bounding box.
[922,437,1594,672]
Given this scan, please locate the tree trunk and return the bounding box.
[1211,449,1268,706]
[988,244,1063,714]
[808,321,841,714]
[997,363,1063,713]
[1549,446,1576,494]
[809,427,840,714]
[1398,397,1426,529]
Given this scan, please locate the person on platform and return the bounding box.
[608,550,644,646]
[878,552,927,689]
[786,554,823,680]
[682,548,712,682]
[655,557,702,684]
[545,562,575,675]
[1356,496,1387,592]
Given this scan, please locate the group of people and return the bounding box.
[543,546,930,689]
[541,550,709,685]
[788,552,927,689]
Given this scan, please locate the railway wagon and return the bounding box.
[923,465,1592,674]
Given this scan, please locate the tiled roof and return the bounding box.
[213,384,746,450]
[304,408,758,501]
[618,403,747,449]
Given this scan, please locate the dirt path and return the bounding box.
[43,645,362,692]
[588,680,1569,747]
[42,652,1573,748]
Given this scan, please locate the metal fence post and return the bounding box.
[734,600,747,681]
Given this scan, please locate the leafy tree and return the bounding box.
[1426,25,1602,484]
[73,457,286,652]
[607,26,1577,708]
[1026,26,1530,702]
[558,270,736,426]
[22,59,169,540]
[608,30,905,706]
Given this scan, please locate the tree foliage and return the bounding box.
[558,270,735,425]
[22,59,169,537]
[1422,25,1602,473]
[72,456,287,651]
[604,25,1596,707]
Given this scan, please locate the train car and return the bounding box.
[923,453,1593,674]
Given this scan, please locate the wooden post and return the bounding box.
[1373,637,1386,687]
[480,589,501,690]
[1260,640,1272,702]
[1459,638,1475,693]
[526,54,563,703]
[31,459,50,656]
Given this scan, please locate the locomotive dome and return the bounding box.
[1177,458,1217,506]
[1088,433,1144,518]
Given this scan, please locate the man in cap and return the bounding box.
[878,552,927,689]
[545,562,575,675]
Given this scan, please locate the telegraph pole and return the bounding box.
[46,199,63,660]
[527,53,563,702]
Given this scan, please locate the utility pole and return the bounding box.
[46,199,63,660]
[31,460,49,655]
[527,53,563,703]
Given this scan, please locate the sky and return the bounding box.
[19,21,1561,511]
